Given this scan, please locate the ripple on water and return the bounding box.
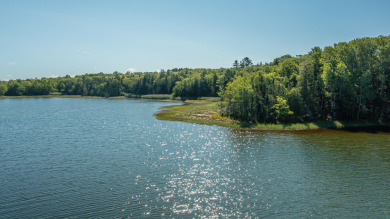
[0,98,390,218]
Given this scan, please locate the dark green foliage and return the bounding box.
[222,36,390,122]
[233,60,239,68]
[0,82,7,95]
[1,68,222,98]
[1,35,389,122]
[240,57,253,68]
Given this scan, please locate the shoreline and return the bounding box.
[155,100,390,131]
[0,95,122,99]
[0,94,177,101]
[2,95,388,131]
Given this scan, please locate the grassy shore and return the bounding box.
[155,100,390,131]
[125,94,174,100]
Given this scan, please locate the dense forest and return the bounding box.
[1,36,389,122]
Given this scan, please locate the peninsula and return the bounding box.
[1,36,389,130]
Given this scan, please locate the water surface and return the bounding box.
[0,98,389,217]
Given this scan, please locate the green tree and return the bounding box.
[233,60,239,68]
[5,81,22,96]
[0,83,7,95]
[270,96,293,123]
[287,88,304,119]
[223,76,254,121]
[241,57,253,67]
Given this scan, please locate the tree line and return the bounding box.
[1,36,389,122]
[222,36,390,122]
[0,68,226,98]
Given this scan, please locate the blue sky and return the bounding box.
[1,0,389,80]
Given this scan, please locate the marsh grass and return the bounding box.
[140,94,173,99]
[125,93,174,100]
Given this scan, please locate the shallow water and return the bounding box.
[0,98,389,217]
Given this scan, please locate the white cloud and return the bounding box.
[7,74,13,77]
[8,61,16,65]
[156,69,161,73]
[125,68,136,73]
[49,75,58,78]
[77,50,90,55]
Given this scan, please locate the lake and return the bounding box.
[0,98,389,218]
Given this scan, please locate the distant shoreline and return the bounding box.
[0,94,174,100]
[0,95,119,99]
